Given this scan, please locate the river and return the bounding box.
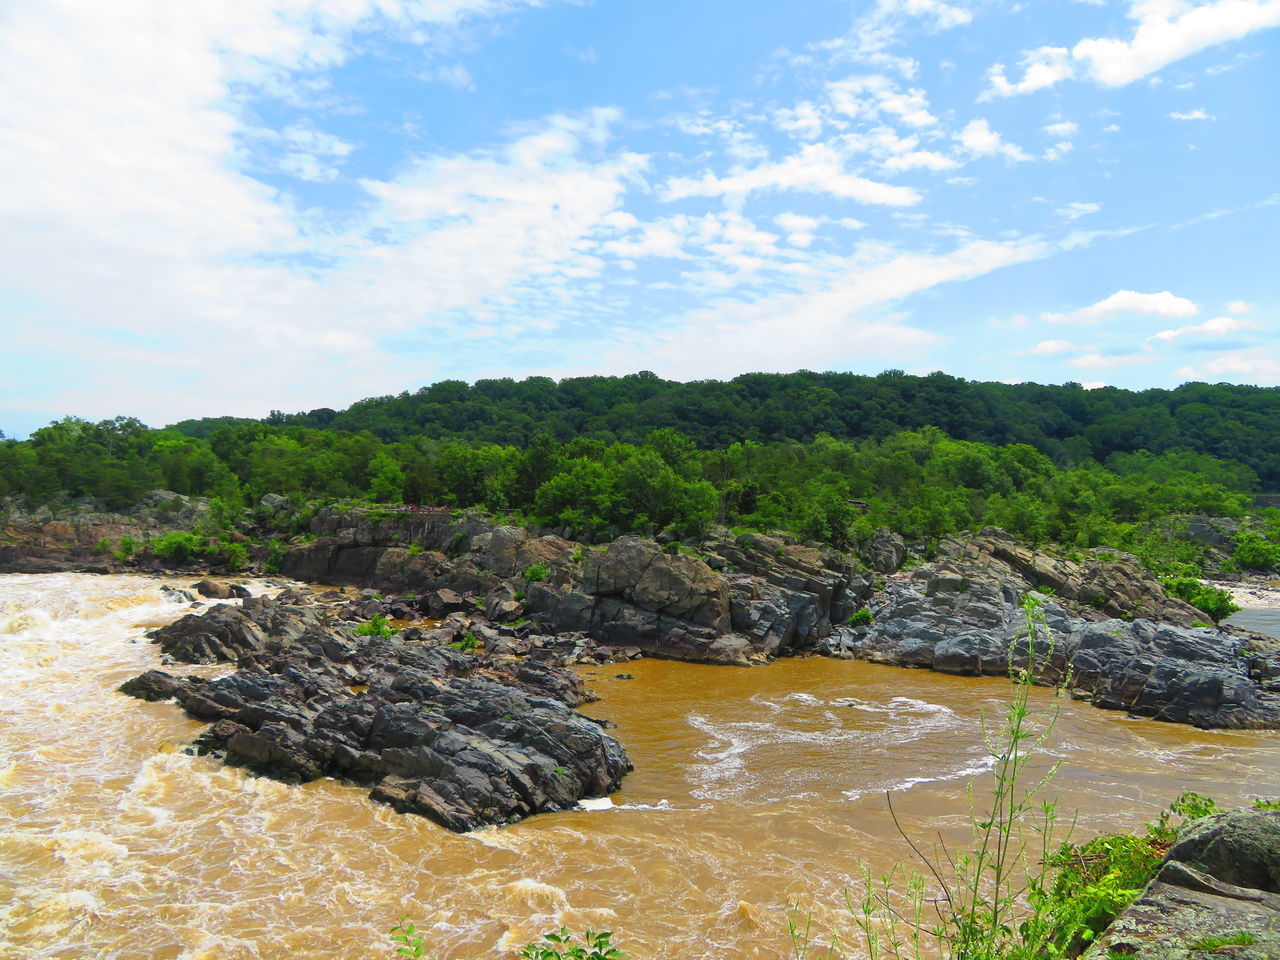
[2,573,1279,960]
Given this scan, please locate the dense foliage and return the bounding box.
[4,411,1279,575]
[167,371,1280,487]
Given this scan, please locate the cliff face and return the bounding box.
[278,507,1280,730]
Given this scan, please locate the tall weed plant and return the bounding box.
[793,593,1071,960]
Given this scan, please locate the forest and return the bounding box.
[3,371,1280,588]
[169,370,1280,487]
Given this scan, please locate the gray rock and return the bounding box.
[122,597,631,832]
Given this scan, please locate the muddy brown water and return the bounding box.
[2,573,1279,960]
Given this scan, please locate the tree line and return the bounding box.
[168,371,1280,488]
[4,410,1278,580]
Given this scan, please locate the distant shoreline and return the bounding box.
[1207,577,1280,610]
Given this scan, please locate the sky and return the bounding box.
[1,0,1277,438]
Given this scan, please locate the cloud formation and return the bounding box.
[982,0,1280,97]
[1044,290,1199,324]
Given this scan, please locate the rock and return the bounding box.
[259,493,293,515]
[427,588,471,616]
[850,574,1280,728]
[118,670,190,702]
[582,537,731,631]
[1084,808,1280,960]
[145,596,337,663]
[861,528,906,573]
[192,579,235,600]
[121,597,631,831]
[1165,809,1280,894]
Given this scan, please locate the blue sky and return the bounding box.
[1,0,1277,438]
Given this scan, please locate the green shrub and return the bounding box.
[354,614,394,639]
[1040,792,1222,956]
[388,922,623,960]
[448,632,480,652]
[848,608,875,627]
[523,561,550,584]
[220,540,249,572]
[518,929,624,960]
[149,531,211,563]
[95,536,112,555]
[407,542,424,556]
[1162,577,1241,622]
[389,916,432,959]
[113,535,137,561]
[1234,531,1280,570]
[264,538,287,575]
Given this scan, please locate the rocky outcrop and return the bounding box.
[818,572,1280,729]
[273,510,1280,726]
[122,596,631,831]
[0,490,212,573]
[1085,808,1280,960]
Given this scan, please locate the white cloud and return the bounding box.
[1148,315,1263,341]
[828,74,938,127]
[429,63,477,90]
[775,213,822,247]
[1044,289,1199,323]
[1227,300,1254,313]
[601,216,694,260]
[662,143,921,206]
[1056,201,1101,220]
[980,0,1280,97]
[1029,339,1076,355]
[0,0,651,426]
[980,46,1075,99]
[1043,120,1079,138]
[1066,351,1154,369]
[1169,108,1214,120]
[955,119,1032,162]
[772,101,825,140]
[1176,347,1280,383]
[1075,0,1280,87]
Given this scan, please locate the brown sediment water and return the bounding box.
[2,573,1279,960]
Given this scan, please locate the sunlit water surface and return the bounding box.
[2,573,1278,960]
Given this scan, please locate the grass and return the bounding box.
[1190,934,1257,952]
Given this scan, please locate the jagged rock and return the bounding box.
[121,597,631,831]
[259,493,293,515]
[145,596,337,663]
